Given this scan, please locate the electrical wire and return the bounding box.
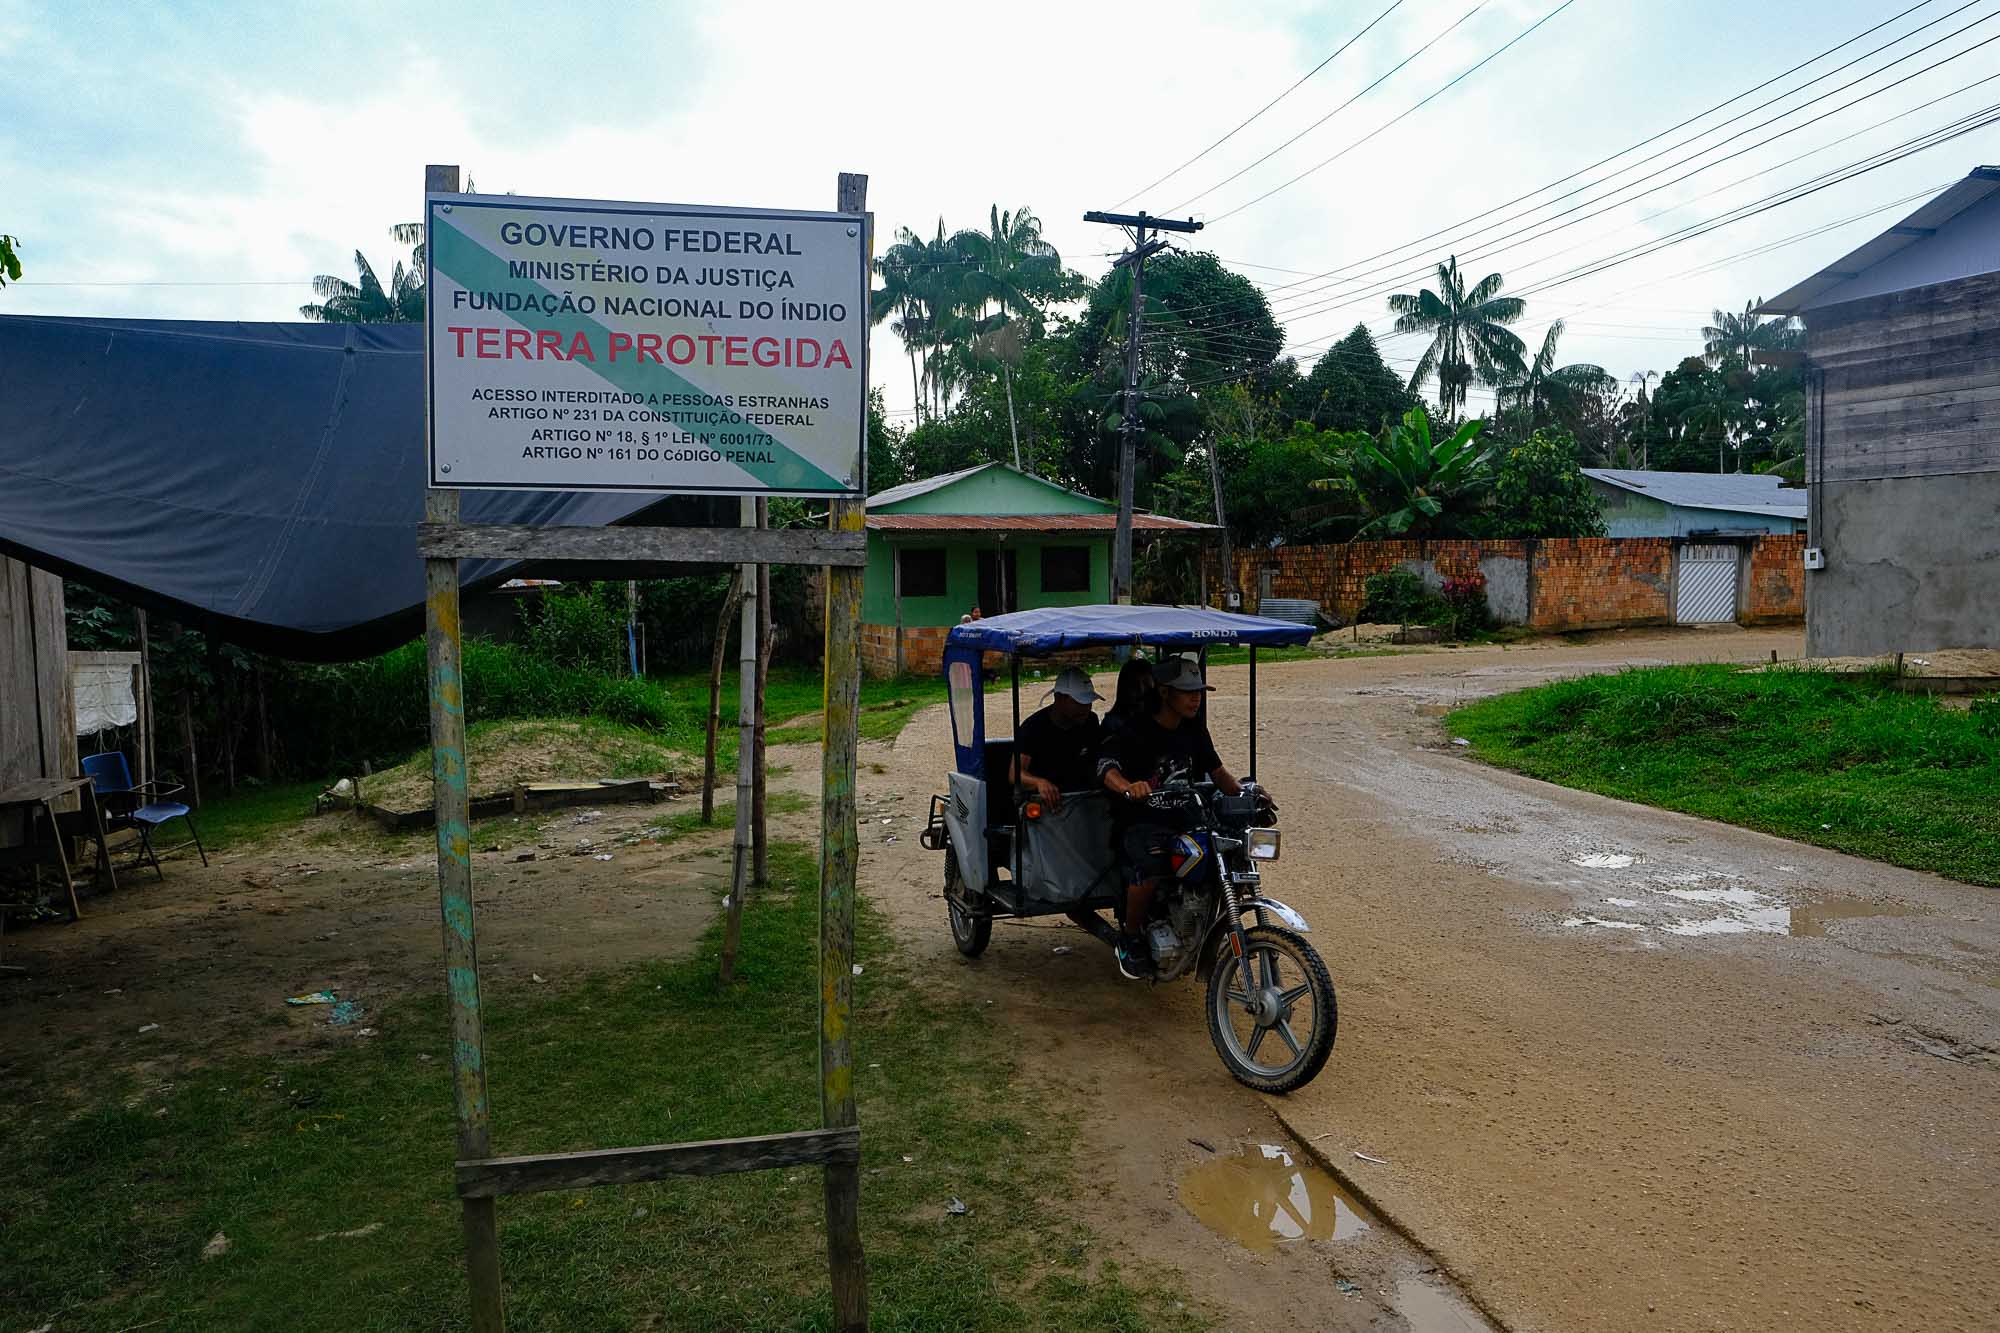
[1112,0,1408,208]
[1165,0,1496,215]
[1204,0,1587,223]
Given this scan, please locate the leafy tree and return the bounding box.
[1209,423,1349,547]
[0,233,20,288]
[865,386,905,494]
[1388,256,1526,422]
[1484,430,1609,538]
[1290,325,1413,432]
[1314,407,1495,539]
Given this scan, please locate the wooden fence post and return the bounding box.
[821,168,870,1333]
[702,570,744,824]
[424,161,505,1333]
[721,498,758,984]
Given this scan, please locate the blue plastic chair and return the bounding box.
[80,752,208,880]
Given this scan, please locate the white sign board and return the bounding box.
[425,192,867,496]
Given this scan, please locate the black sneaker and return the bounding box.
[1115,934,1156,981]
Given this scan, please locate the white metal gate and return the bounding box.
[1675,543,1740,623]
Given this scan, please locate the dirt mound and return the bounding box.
[357,717,682,812]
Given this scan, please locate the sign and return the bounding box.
[426,192,867,495]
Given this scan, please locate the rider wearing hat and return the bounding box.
[1096,656,1248,980]
[1010,667,1104,809]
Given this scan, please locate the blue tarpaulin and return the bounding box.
[944,604,1314,658]
[0,315,706,660]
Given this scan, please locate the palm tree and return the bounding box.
[952,206,1078,466]
[1388,256,1527,423]
[871,234,932,422]
[300,248,423,322]
[1493,321,1614,430]
[1701,299,1800,368]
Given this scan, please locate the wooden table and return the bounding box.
[0,775,119,924]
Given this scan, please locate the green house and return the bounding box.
[861,463,1215,676]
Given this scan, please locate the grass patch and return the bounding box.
[0,841,1202,1332]
[1449,664,2000,884]
[187,779,331,853]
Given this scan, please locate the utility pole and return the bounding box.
[1084,209,1202,603]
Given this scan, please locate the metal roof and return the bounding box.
[1758,167,2000,315]
[865,512,1215,533]
[864,462,997,508]
[1583,469,1806,520]
[866,461,1114,512]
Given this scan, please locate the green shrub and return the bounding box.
[1360,568,1448,625]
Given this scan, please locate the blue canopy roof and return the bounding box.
[0,315,717,660]
[945,604,1314,656]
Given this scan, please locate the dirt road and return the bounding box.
[862,627,2000,1332]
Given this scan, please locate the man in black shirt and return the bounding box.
[1010,667,1103,807]
[1097,656,1245,980]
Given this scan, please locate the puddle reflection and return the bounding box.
[1180,1143,1372,1253]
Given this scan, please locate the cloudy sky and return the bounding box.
[5,0,1997,422]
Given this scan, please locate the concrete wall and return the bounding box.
[1804,270,2000,655]
[1807,473,2000,655]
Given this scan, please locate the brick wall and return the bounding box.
[860,623,953,679]
[1211,534,1806,631]
[1529,538,1672,630]
[1743,533,1807,622]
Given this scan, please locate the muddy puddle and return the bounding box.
[1557,867,1928,940]
[1180,1144,1497,1330]
[1180,1143,1372,1253]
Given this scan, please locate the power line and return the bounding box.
[1157,0,1972,318]
[1142,34,2000,344]
[1166,0,1496,215]
[1113,0,1408,208]
[1205,0,1586,223]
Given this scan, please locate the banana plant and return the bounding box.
[1311,407,1495,539]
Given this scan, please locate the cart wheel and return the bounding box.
[944,847,991,958]
[1206,925,1336,1094]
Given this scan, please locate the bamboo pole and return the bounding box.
[821,169,870,1333]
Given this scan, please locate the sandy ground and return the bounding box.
[859,625,2000,1333]
[10,624,1997,1333]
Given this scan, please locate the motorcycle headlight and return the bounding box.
[1246,828,1280,861]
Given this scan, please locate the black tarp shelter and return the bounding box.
[0,315,717,660]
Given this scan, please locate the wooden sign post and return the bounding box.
[420,165,871,1332]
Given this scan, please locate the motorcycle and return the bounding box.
[917,603,1338,1093]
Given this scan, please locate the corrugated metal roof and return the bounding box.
[865,513,1215,533]
[864,462,997,508]
[1583,469,1807,519]
[1759,167,2000,315]
[868,461,1121,514]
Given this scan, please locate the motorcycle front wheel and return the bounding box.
[1206,925,1336,1093]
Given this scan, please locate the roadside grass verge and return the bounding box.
[0,841,1202,1332]
[1448,664,2000,885]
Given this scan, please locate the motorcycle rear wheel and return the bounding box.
[944,847,991,958]
[1206,925,1336,1093]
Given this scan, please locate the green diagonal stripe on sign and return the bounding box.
[431,213,848,492]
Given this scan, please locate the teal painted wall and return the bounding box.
[1590,481,1806,538]
[875,467,1110,516]
[862,535,1111,626]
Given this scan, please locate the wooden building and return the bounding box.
[1,556,78,840]
[1761,166,2000,658]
